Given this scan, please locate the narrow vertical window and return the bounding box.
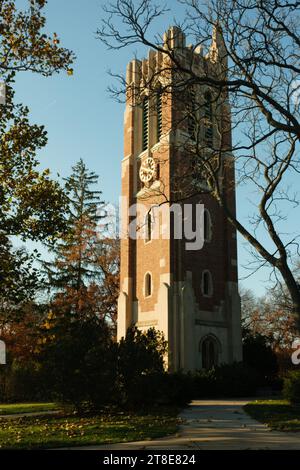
[156,163,160,180]
[188,89,196,139]
[145,273,152,297]
[204,91,213,147]
[203,272,210,295]
[201,336,218,369]
[142,96,149,151]
[202,270,213,297]
[145,211,152,242]
[157,91,163,142]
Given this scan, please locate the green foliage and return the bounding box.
[40,317,117,412]
[42,160,120,325]
[64,159,104,225]
[0,350,48,403]
[0,301,49,403]
[0,410,179,450]
[192,368,218,397]
[0,0,74,244]
[117,327,167,408]
[283,371,300,404]
[244,399,300,431]
[0,78,69,243]
[116,328,194,409]
[0,0,74,308]
[44,159,106,291]
[1,360,47,403]
[192,362,259,398]
[39,326,173,412]
[0,234,42,310]
[159,372,194,406]
[0,0,74,76]
[118,327,166,378]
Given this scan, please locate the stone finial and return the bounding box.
[126,61,133,85]
[163,26,186,50]
[209,23,227,64]
[131,59,142,85]
[126,59,142,85]
[195,45,203,56]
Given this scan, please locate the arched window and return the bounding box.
[145,272,152,297]
[204,209,212,242]
[202,270,213,297]
[200,335,219,369]
[156,90,163,142]
[142,96,149,151]
[145,211,152,242]
[204,91,213,147]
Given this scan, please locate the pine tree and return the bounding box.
[44,159,120,327]
[44,159,105,292]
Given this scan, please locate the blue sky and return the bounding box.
[13,0,300,297]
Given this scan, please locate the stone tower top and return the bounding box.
[125,25,227,85]
[209,23,227,63]
[163,26,186,50]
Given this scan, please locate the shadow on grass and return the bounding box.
[244,399,300,432]
[0,407,180,450]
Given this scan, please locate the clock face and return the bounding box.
[139,157,156,183]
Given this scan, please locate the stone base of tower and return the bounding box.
[117,275,243,371]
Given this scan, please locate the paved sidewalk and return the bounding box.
[63,400,300,450]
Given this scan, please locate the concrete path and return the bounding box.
[65,399,300,450]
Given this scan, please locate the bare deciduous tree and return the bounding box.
[241,285,298,350]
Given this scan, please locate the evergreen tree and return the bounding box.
[44,159,120,326]
[64,158,103,226]
[44,159,105,292]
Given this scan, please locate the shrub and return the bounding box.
[115,371,194,410]
[192,369,218,398]
[40,318,117,412]
[115,328,195,410]
[243,329,278,384]
[117,327,167,409]
[0,355,47,403]
[5,360,48,403]
[215,362,259,397]
[283,371,300,403]
[159,372,194,406]
[192,363,259,398]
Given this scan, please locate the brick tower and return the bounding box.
[117,26,242,371]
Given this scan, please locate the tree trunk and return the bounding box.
[279,265,300,332]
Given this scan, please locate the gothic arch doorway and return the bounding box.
[200,335,220,369]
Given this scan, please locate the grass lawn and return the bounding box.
[244,399,300,432]
[0,403,59,415]
[0,408,179,449]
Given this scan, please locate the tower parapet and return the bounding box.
[163,26,186,50]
